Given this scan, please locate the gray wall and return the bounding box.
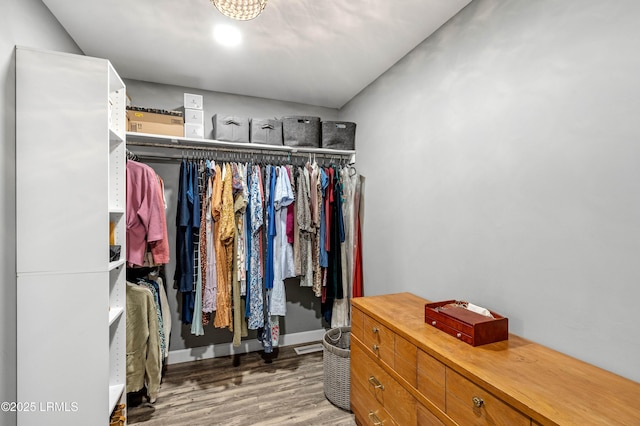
[340,0,640,382]
[125,79,339,351]
[0,0,82,422]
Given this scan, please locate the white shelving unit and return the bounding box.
[16,46,126,426]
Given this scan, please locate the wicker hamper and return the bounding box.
[323,326,351,411]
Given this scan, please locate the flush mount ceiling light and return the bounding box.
[213,25,242,46]
[211,0,268,21]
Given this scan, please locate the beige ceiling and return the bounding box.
[42,0,471,108]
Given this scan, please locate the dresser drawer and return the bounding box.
[363,314,394,366]
[417,349,446,411]
[352,306,365,342]
[446,369,529,426]
[351,378,398,426]
[352,339,417,425]
[395,334,417,387]
[417,404,446,426]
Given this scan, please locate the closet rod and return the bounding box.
[126,140,355,163]
[126,140,354,156]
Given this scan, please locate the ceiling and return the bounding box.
[42,0,471,109]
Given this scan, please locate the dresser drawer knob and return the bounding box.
[368,375,385,390]
[431,320,436,326]
[457,332,462,338]
[472,396,484,408]
[372,344,379,352]
[368,411,384,425]
[372,326,379,333]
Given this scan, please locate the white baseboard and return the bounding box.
[167,328,327,365]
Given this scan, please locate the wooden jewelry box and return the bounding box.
[424,300,508,346]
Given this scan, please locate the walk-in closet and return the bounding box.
[5,1,640,425]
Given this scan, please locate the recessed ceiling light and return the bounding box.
[213,25,242,47]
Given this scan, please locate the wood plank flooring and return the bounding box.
[127,344,356,426]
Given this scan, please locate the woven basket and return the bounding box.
[323,327,351,411]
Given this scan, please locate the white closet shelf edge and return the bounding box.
[109,259,126,271]
[109,128,125,144]
[108,384,125,414]
[108,307,124,326]
[126,132,356,156]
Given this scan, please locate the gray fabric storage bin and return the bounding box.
[321,121,356,150]
[250,118,283,146]
[282,116,321,147]
[212,114,250,143]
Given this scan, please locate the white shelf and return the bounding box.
[109,127,124,144]
[109,207,125,214]
[108,307,124,326]
[126,131,356,156]
[109,259,125,271]
[108,384,125,414]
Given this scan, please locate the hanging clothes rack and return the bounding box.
[126,148,140,161]
[124,132,363,357]
[126,133,355,166]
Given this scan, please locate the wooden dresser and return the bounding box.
[350,293,640,426]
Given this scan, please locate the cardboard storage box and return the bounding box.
[424,300,508,346]
[127,109,184,137]
[213,114,249,143]
[322,121,356,150]
[282,116,321,147]
[250,118,283,146]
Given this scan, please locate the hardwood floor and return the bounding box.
[127,344,356,426]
